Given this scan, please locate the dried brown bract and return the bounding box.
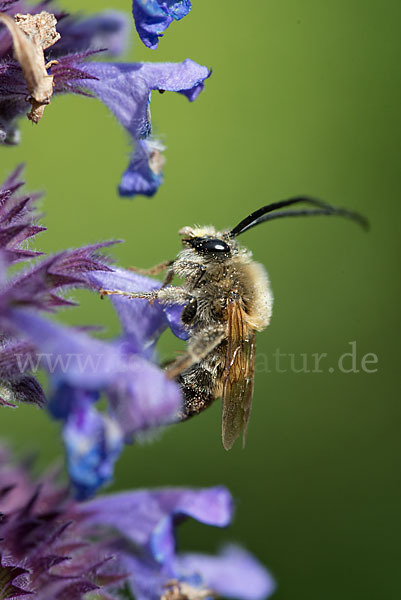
[149,147,165,176]
[0,11,60,123]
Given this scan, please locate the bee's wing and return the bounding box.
[222,298,256,451]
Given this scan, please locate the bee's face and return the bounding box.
[178,226,239,262]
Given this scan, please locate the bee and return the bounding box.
[101,197,367,450]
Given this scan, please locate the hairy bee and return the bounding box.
[101,197,367,450]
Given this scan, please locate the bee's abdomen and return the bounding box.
[177,365,219,420]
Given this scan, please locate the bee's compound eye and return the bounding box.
[191,238,230,254]
[205,239,230,252]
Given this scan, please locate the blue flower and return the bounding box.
[8,306,183,498]
[0,447,275,600]
[81,485,275,600]
[0,169,185,497]
[174,545,276,600]
[0,2,210,197]
[0,167,111,409]
[132,0,192,49]
[76,58,210,197]
[54,10,131,57]
[5,265,187,498]
[61,390,123,501]
[87,266,189,346]
[0,4,131,139]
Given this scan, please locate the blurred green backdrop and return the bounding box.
[1,1,400,598]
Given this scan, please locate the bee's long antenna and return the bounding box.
[229,197,368,237]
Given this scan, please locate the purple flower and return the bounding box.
[62,392,124,501]
[0,3,130,58]
[0,343,45,407]
[0,167,111,409]
[0,166,138,498]
[174,546,276,600]
[0,166,47,407]
[27,266,187,499]
[87,266,189,347]
[80,486,275,600]
[0,446,129,599]
[0,163,44,265]
[0,447,274,600]
[81,486,233,560]
[132,0,192,49]
[63,58,210,198]
[0,2,210,197]
[54,10,131,58]
[0,169,185,496]
[0,3,131,136]
[7,307,182,498]
[1,240,115,312]
[5,262,187,498]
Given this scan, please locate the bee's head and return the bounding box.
[178,198,367,263]
[178,226,238,261]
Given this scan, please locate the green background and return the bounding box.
[1,1,400,598]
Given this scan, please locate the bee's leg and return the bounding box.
[156,286,192,304]
[100,285,191,305]
[165,327,225,379]
[100,289,159,301]
[160,267,175,288]
[127,260,174,276]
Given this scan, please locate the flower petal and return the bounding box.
[88,267,167,351]
[132,0,192,49]
[108,355,182,436]
[63,400,123,500]
[7,309,124,389]
[48,383,99,420]
[108,551,169,600]
[9,309,182,436]
[81,486,233,563]
[163,302,189,341]
[174,545,276,600]
[55,11,131,58]
[79,59,210,198]
[0,46,210,198]
[87,267,189,346]
[119,138,164,198]
[80,59,211,134]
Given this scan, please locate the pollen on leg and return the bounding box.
[98,288,158,303]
